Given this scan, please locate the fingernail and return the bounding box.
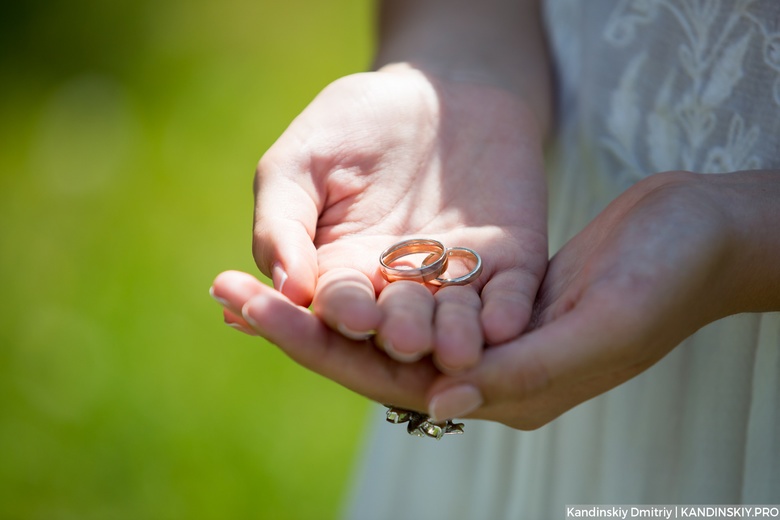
[226,322,258,336]
[272,263,288,294]
[337,323,376,341]
[242,307,260,329]
[383,339,424,363]
[435,360,469,376]
[209,286,230,307]
[428,385,483,422]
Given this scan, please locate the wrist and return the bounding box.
[373,0,552,135]
[373,62,549,152]
[703,170,780,315]
[626,171,778,328]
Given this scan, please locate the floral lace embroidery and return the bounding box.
[601,0,777,177]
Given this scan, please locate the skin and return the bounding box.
[213,171,780,428]
[211,0,780,427]
[232,64,548,373]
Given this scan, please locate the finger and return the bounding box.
[427,295,648,428]
[432,285,482,374]
[210,270,267,314]
[242,283,438,410]
[312,268,381,340]
[252,155,320,307]
[376,281,436,363]
[211,271,267,336]
[222,308,258,336]
[480,266,541,344]
[424,310,585,426]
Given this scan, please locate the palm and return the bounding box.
[254,67,547,351]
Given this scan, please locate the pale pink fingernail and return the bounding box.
[209,285,230,307]
[383,339,424,363]
[241,307,260,329]
[337,323,376,341]
[241,294,272,330]
[226,322,259,336]
[272,262,288,294]
[435,359,469,376]
[428,385,483,422]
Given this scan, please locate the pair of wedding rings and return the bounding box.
[378,238,483,287]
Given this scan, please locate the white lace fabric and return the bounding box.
[549,0,780,182]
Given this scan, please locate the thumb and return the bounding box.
[252,159,320,307]
[426,297,655,429]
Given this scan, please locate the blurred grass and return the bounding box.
[0,0,374,518]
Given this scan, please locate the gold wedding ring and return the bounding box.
[379,239,482,287]
[379,239,448,283]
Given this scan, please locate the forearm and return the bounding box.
[373,0,553,135]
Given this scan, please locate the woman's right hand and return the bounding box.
[215,63,549,374]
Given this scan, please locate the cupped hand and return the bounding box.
[426,171,743,428]
[217,64,548,373]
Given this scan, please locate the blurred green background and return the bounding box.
[0,0,374,518]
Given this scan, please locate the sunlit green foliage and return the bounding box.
[0,1,374,518]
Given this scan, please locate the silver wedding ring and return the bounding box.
[426,247,483,286]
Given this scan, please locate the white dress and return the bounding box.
[346,1,780,517]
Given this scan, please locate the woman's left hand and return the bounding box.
[424,170,780,428]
